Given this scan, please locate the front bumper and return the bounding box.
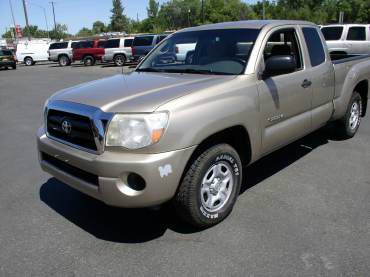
[37,127,196,208]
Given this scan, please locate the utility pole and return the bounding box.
[8,0,17,39]
[21,0,31,40]
[262,0,266,20]
[50,1,57,33]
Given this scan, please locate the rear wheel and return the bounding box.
[83,56,95,66]
[58,55,70,66]
[336,91,362,138]
[24,57,33,66]
[174,144,242,228]
[113,54,126,66]
[12,64,16,69]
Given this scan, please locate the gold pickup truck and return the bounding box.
[37,20,369,228]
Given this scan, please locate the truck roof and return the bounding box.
[177,20,316,33]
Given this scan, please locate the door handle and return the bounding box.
[301,79,312,88]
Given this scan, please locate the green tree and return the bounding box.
[148,0,159,19]
[110,0,129,32]
[76,27,93,37]
[49,24,69,39]
[92,21,107,34]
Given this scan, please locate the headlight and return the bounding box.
[106,112,169,149]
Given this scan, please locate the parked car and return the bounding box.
[101,37,134,66]
[38,20,369,228]
[321,24,370,56]
[16,39,50,66]
[48,40,80,66]
[0,49,16,69]
[131,34,167,62]
[72,40,105,66]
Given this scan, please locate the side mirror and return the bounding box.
[263,55,297,78]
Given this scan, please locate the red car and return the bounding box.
[72,40,105,66]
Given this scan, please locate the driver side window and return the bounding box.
[263,28,303,75]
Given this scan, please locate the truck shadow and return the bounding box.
[39,126,343,243]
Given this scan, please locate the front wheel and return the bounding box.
[174,144,242,228]
[335,92,362,138]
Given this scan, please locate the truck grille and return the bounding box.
[47,109,97,151]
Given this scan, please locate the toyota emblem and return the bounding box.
[61,120,72,135]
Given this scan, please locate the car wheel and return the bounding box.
[113,54,126,66]
[174,144,242,228]
[12,64,16,70]
[58,55,70,66]
[83,56,95,66]
[336,91,362,138]
[24,57,33,66]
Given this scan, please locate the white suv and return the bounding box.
[101,37,134,66]
[321,24,370,55]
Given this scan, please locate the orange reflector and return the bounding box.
[151,129,164,143]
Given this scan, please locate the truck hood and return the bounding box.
[51,71,236,113]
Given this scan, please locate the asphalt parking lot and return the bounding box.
[0,63,369,276]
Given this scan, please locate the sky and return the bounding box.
[0,0,257,36]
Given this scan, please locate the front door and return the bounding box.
[257,27,312,154]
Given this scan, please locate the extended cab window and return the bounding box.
[302,27,326,67]
[347,27,366,41]
[81,41,94,48]
[263,28,303,73]
[321,27,343,41]
[124,39,133,47]
[156,35,167,44]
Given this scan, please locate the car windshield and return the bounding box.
[137,28,260,75]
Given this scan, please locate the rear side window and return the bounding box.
[133,36,154,46]
[104,39,120,48]
[49,42,68,50]
[321,27,343,40]
[303,27,326,67]
[97,41,106,48]
[124,39,133,47]
[81,41,94,48]
[347,27,366,41]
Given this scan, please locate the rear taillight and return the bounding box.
[131,47,135,56]
[175,46,179,54]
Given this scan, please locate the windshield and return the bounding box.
[137,29,260,75]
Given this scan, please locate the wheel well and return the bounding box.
[83,54,94,60]
[58,54,69,60]
[186,126,252,171]
[24,56,32,61]
[114,53,126,59]
[354,80,368,116]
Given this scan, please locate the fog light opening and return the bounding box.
[127,173,146,191]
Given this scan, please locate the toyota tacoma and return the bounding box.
[38,20,370,228]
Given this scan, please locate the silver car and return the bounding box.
[101,37,134,66]
[321,24,370,55]
[48,40,80,66]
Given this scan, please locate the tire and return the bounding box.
[58,55,70,66]
[113,54,126,66]
[83,56,95,66]
[24,57,33,66]
[12,64,16,70]
[336,91,362,138]
[174,144,242,228]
